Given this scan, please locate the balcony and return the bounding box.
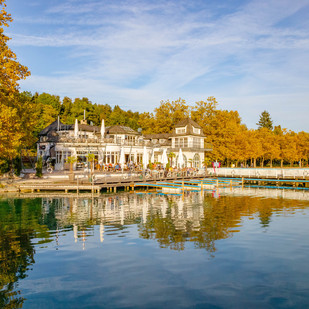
[171,142,213,152]
[57,137,155,147]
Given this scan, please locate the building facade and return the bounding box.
[37,117,212,170]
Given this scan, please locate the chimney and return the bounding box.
[80,110,87,125]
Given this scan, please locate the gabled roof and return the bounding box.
[172,118,205,137]
[105,125,140,135]
[39,120,64,136]
[174,118,202,129]
[39,119,102,136]
[77,124,100,132]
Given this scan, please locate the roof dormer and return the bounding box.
[176,126,187,134]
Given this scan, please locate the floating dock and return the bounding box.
[134,178,241,193]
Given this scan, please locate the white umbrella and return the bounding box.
[142,146,148,169]
[100,119,105,140]
[178,148,184,168]
[74,119,79,138]
[161,148,168,166]
[119,147,125,165]
[150,150,155,163]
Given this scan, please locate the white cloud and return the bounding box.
[8,0,309,131]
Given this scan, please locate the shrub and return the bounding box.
[35,157,43,178]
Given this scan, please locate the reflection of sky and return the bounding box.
[18,195,309,308]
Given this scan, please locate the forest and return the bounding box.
[0,0,308,172]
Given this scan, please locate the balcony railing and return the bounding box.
[171,142,213,152]
[57,137,154,147]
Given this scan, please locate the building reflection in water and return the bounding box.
[1,188,308,307]
[41,192,207,250]
[40,187,309,253]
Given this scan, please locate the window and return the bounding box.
[174,137,188,148]
[193,137,201,148]
[176,127,186,134]
[103,151,119,164]
[193,127,200,134]
[193,153,200,168]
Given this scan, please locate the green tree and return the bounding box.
[168,152,176,166]
[257,110,273,130]
[35,156,43,177]
[86,153,96,174]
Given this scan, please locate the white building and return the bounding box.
[37,117,212,170]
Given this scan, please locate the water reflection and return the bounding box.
[35,189,309,253]
[0,198,49,308]
[0,189,308,308]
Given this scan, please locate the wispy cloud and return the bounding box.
[8,0,309,131]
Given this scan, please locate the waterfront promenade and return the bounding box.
[0,167,308,194]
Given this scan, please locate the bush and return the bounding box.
[13,157,22,176]
[35,157,43,178]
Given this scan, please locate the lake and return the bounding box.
[1,188,309,308]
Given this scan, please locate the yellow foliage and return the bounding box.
[0,103,23,159]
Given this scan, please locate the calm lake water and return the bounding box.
[1,188,309,309]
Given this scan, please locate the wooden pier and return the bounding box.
[8,174,309,195]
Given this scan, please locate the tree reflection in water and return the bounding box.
[0,198,50,308]
[138,192,307,255]
[0,190,308,307]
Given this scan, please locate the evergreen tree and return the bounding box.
[257,110,273,130]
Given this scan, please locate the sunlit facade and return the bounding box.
[37,117,212,170]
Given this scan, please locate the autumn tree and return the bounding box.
[297,132,309,167]
[138,112,156,134]
[246,129,262,168]
[0,0,30,92]
[191,97,218,137]
[0,0,31,166]
[153,98,190,133]
[192,98,245,164]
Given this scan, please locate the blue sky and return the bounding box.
[6,0,309,131]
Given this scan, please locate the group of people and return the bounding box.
[95,161,200,177]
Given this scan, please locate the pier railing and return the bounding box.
[208,167,309,179]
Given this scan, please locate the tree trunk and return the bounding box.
[281,159,283,168]
[290,160,293,167]
[261,157,264,168]
[270,156,273,168]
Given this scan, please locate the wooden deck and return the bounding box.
[11,174,309,194]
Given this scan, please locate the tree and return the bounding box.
[257,110,273,130]
[153,98,190,133]
[0,102,23,165]
[0,0,30,93]
[168,152,176,166]
[0,0,31,165]
[66,156,77,173]
[138,112,156,134]
[35,156,43,177]
[86,153,96,174]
